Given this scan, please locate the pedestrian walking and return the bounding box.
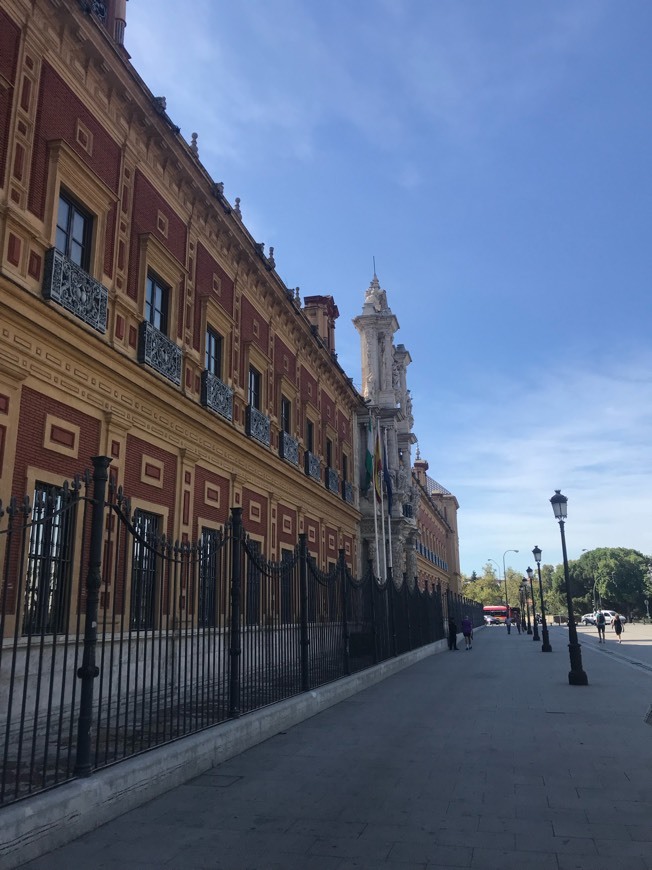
[506,616,512,635]
[596,610,606,643]
[613,613,624,643]
[461,615,473,650]
[448,617,458,650]
[515,616,521,634]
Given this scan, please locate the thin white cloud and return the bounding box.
[415,355,652,574]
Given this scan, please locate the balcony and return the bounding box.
[326,467,339,494]
[200,370,233,421]
[42,247,108,333]
[304,450,321,481]
[402,503,414,519]
[342,480,354,505]
[279,431,299,465]
[246,405,270,447]
[138,321,182,385]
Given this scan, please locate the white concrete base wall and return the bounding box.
[1,637,449,869]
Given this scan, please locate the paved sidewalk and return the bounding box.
[18,627,652,870]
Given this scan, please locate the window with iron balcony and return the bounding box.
[138,272,181,385]
[43,190,108,333]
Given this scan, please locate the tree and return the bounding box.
[461,563,504,606]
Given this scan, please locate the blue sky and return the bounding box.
[126,0,652,577]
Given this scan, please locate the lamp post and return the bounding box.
[526,567,540,641]
[502,549,519,620]
[550,490,588,685]
[532,546,552,652]
[521,581,531,634]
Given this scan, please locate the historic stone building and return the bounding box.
[353,275,461,594]
[0,0,364,634]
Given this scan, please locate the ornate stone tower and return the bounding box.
[353,275,418,585]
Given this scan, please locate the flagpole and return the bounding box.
[383,426,393,576]
[377,418,387,582]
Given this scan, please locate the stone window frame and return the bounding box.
[203,297,233,385]
[44,139,117,284]
[137,233,184,342]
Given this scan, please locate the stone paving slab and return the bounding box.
[17,625,652,870]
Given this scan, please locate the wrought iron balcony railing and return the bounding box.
[326,467,339,494]
[279,431,299,465]
[200,370,233,422]
[304,450,321,481]
[342,480,354,505]
[402,503,414,519]
[42,247,108,333]
[246,405,270,447]
[138,321,182,385]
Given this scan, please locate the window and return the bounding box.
[130,510,160,630]
[306,419,314,453]
[199,528,219,628]
[326,438,333,469]
[280,396,291,434]
[22,482,78,635]
[56,191,92,270]
[248,366,261,410]
[205,327,223,379]
[145,272,169,334]
[342,453,349,483]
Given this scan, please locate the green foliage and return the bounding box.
[466,549,651,620]
[462,563,504,606]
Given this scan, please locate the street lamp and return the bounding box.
[526,567,540,642]
[502,549,519,620]
[550,490,588,685]
[521,580,531,634]
[532,546,552,652]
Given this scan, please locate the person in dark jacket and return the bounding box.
[448,617,458,650]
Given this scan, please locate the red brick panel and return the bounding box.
[11,387,101,495]
[241,487,268,544]
[240,295,269,354]
[194,243,235,352]
[277,503,297,550]
[123,434,177,536]
[193,466,230,537]
[28,62,121,220]
[127,170,187,299]
[299,366,318,410]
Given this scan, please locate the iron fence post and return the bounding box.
[388,568,397,657]
[368,560,378,664]
[299,533,310,691]
[74,455,111,777]
[339,549,350,676]
[228,507,243,718]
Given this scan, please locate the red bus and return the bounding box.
[483,605,520,624]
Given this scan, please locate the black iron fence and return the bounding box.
[0,457,482,806]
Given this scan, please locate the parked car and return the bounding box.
[601,610,626,625]
[484,614,501,625]
[580,613,596,625]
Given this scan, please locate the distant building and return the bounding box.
[353,275,461,593]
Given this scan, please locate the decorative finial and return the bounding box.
[234,197,242,218]
[190,132,198,157]
[416,444,421,461]
[268,246,275,269]
[294,287,301,305]
[213,182,224,197]
[153,96,167,113]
